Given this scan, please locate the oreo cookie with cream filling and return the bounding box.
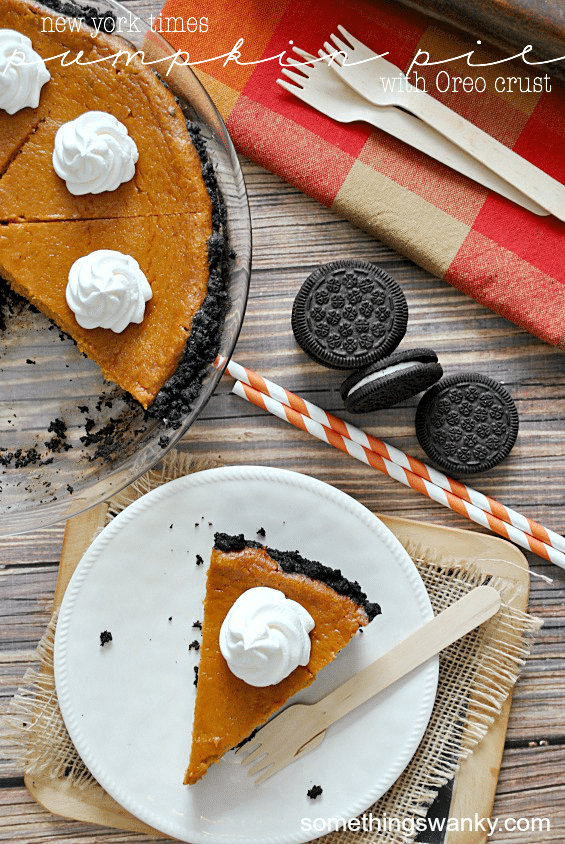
[341,348,443,413]
[415,373,519,475]
[291,260,408,370]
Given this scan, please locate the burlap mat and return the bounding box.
[3,452,542,844]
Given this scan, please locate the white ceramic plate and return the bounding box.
[54,466,438,844]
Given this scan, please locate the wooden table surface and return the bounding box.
[2,1,565,842]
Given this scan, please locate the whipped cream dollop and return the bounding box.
[66,249,152,333]
[219,587,315,687]
[0,30,50,114]
[52,111,139,195]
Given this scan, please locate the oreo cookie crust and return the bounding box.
[214,532,381,621]
[415,373,519,475]
[291,260,408,370]
[340,348,443,413]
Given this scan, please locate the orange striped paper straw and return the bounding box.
[215,356,565,568]
[216,355,564,554]
[232,379,565,569]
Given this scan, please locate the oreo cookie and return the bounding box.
[340,348,443,413]
[291,260,408,370]
[415,373,519,475]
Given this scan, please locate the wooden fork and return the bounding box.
[236,585,501,784]
[276,49,545,214]
[324,25,565,221]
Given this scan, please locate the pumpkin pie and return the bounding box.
[0,0,225,411]
[184,533,380,785]
[0,0,211,222]
[0,213,211,408]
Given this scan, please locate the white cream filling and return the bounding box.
[347,361,415,396]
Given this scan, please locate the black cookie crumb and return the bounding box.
[193,666,199,687]
[307,785,323,799]
[79,403,145,462]
[45,419,72,453]
[100,630,113,647]
[0,278,38,333]
[149,122,230,428]
[48,418,67,438]
[0,278,10,332]
[189,640,200,651]
[192,620,202,630]
[1,446,43,468]
[195,554,204,566]
[44,436,72,453]
[256,527,266,537]
[214,532,247,553]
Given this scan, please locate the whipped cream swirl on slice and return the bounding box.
[219,586,315,687]
[53,111,139,195]
[0,30,50,114]
[66,249,152,333]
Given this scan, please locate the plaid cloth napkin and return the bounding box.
[159,0,565,349]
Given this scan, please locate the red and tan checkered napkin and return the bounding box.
[160,0,565,349]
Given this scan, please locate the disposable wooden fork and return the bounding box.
[236,585,501,784]
[324,25,565,221]
[277,49,545,214]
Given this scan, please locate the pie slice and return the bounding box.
[0,213,211,408]
[184,532,380,785]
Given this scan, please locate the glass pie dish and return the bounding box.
[0,0,251,536]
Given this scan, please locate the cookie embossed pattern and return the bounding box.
[415,374,519,475]
[291,260,408,370]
